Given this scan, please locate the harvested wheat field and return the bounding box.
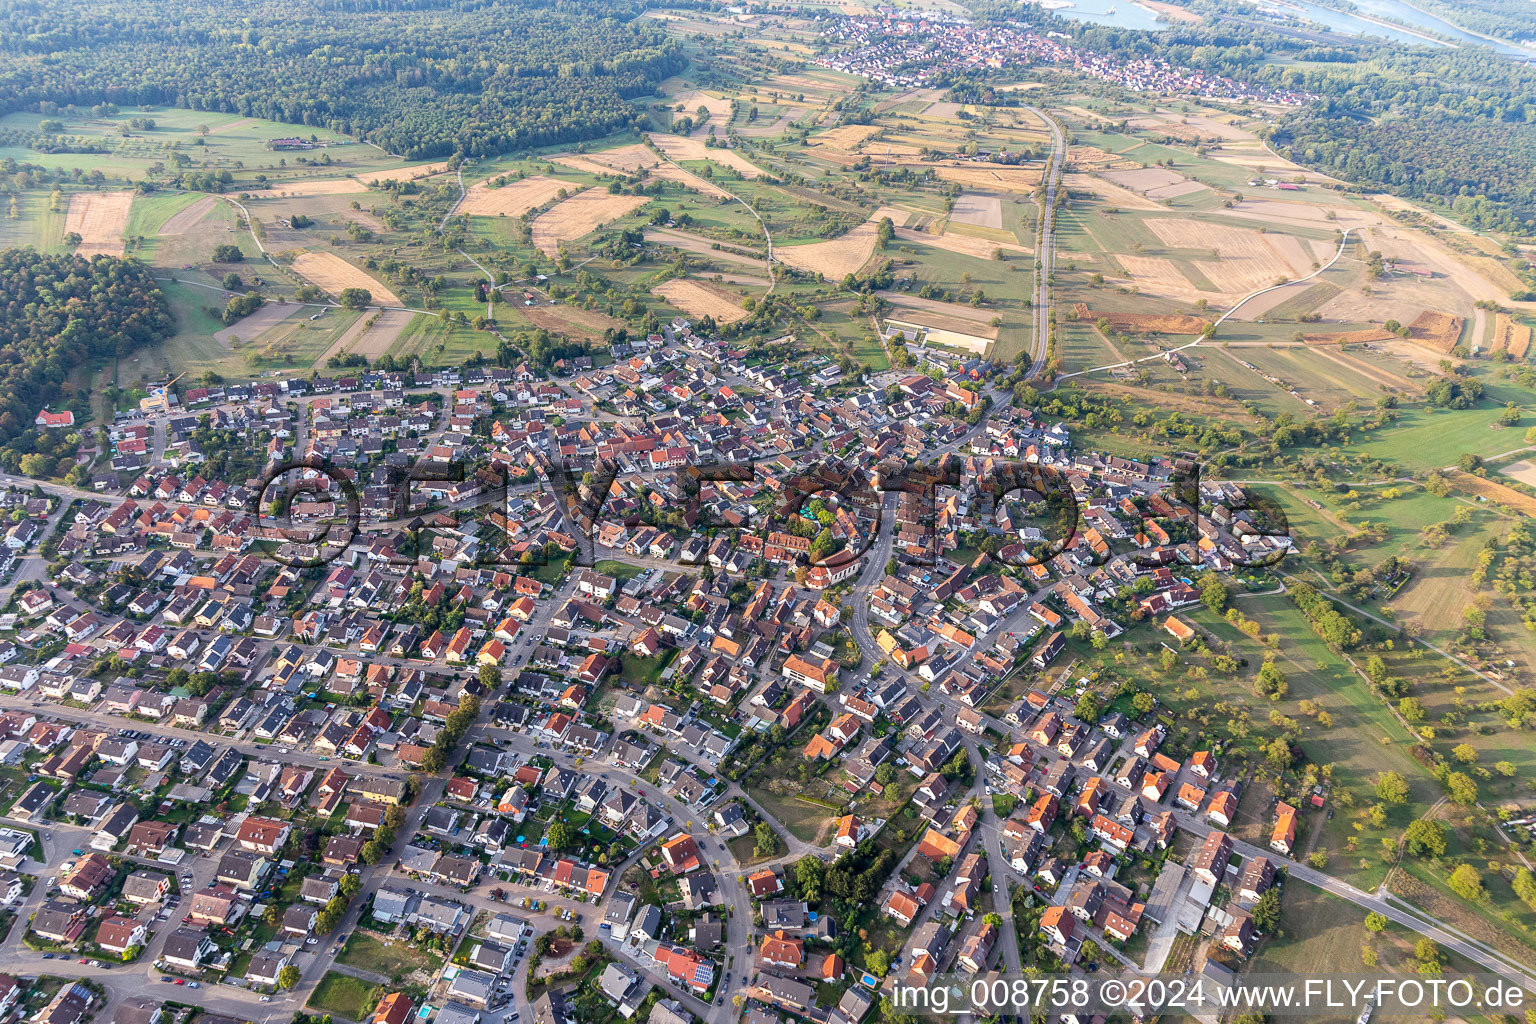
[934,165,1041,192]
[519,303,627,343]
[66,191,134,256]
[653,279,750,323]
[458,176,570,219]
[157,195,218,236]
[1069,146,1135,170]
[1104,166,1186,192]
[1074,304,1210,335]
[1146,218,1310,295]
[532,190,651,256]
[245,178,368,198]
[949,193,1003,230]
[649,164,731,199]
[810,125,881,149]
[355,162,451,185]
[644,228,766,268]
[778,208,906,278]
[1063,174,1164,212]
[894,227,1027,260]
[1406,309,1465,353]
[1300,328,1397,345]
[1492,313,1532,358]
[214,302,301,345]
[1446,469,1536,516]
[550,155,620,177]
[649,134,763,179]
[316,308,414,365]
[290,252,404,306]
[1113,254,1197,296]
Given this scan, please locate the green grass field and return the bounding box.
[307,970,382,1021]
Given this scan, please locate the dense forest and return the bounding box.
[977,0,1536,231]
[0,250,172,445]
[0,0,687,159]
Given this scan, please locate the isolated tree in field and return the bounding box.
[1403,819,1447,857]
[339,287,372,309]
[1374,771,1409,805]
[1449,864,1485,901]
[1364,912,1388,933]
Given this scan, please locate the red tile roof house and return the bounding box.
[94,914,148,957]
[237,817,292,855]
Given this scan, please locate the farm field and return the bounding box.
[531,189,651,256]
[290,252,404,306]
[652,278,751,323]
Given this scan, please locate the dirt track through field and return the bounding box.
[157,195,218,236]
[66,191,134,256]
[291,252,404,306]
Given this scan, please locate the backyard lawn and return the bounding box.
[307,970,383,1022]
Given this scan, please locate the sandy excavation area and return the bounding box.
[531,189,651,256]
[652,279,751,323]
[67,191,134,256]
[457,176,571,218]
[290,252,404,306]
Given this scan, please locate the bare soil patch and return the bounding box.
[530,189,651,256]
[1492,313,1532,358]
[652,279,751,323]
[290,252,404,306]
[1500,460,1536,487]
[66,191,134,256]
[1406,309,1465,353]
[458,176,570,219]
